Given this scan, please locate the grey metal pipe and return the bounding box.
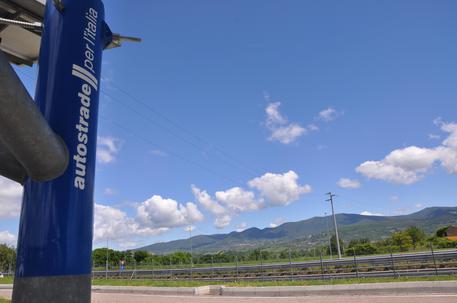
[0,50,69,182]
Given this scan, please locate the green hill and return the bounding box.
[138,206,457,254]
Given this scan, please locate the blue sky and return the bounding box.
[1,0,456,249]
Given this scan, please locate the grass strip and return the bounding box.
[90,275,457,287]
[1,275,456,288]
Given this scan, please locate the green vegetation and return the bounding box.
[90,275,457,288]
[0,245,15,273]
[436,226,450,237]
[93,225,457,271]
[1,275,457,288]
[0,277,13,284]
[93,279,219,287]
[0,299,9,303]
[224,276,457,287]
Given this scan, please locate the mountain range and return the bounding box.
[138,206,457,254]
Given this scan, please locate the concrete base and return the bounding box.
[12,275,91,303]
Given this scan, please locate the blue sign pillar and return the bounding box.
[13,1,111,302]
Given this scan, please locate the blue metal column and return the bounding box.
[13,0,108,302]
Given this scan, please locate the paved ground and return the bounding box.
[2,289,457,302]
[91,293,457,303]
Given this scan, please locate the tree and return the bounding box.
[404,226,425,249]
[169,251,191,265]
[248,249,261,261]
[348,238,370,248]
[390,231,413,251]
[328,235,344,255]
[134,250,149,263]
[347,243,377,256]
[436,226,450,238]
[0,244,15,272]
[347,238,377,256]
[92,248,109,267]
[92,248,123,268]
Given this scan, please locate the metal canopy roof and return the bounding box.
[0,0,45,65]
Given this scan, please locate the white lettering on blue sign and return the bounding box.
[72,7,98,190]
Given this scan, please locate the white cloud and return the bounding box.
[94,194,205,248]
[215,187,261,213]
[436,122,457,173]
[269,217,285,228]
[236,222,248,232]
[318,107,341,122]
[441,122,457,147]
[193,171,311,229]
[357,121,457,184]
[137,195,204,229]
[248,170,311,206]
[94,203,166,248]
[0,231,16,246]
[0,177,22,218]
[415,203,424,209]
[357,146,439,184]
[192,185,232,229]
[429,134,441,140]
[97,136,122,164]
[263,98,340,144]
[360,211,384,216]
[264,102,308,144]
[269,123,306,144]
[386,146,439,171]
[215,215,232,229]
[266,102,288,126]
[437,147,457,174]
[337,178,361,189]
[191,185,226,216]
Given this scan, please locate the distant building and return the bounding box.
[444,226,457,241]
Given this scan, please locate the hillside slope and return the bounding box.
[138,206,457,254]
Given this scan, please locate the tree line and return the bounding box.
[0,226,455,272]
[92,226,457,269]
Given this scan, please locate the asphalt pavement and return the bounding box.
[91,293,457,303]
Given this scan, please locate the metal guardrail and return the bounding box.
[91,249,457,281]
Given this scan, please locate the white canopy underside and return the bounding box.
[0,0,45,65]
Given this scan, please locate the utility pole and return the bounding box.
[326,192,342,259]
[189,226,193,262]
[324,212,333,260]
[105,237,109,280]
[188,226,193,280]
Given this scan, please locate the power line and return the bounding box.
[17,69,249,184]
[104,83,261,176]
[102,117,239,184]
